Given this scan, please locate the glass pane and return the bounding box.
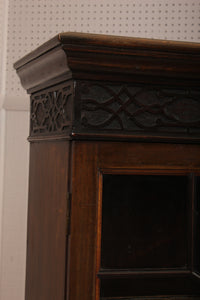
[101,174,188,269]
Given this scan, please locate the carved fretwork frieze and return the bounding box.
[75,81,200,139]
[29,79,200,141]
[30,81,73,138]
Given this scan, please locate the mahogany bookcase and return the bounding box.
[14,33,200,300]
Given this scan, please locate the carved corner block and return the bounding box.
[29,81,73,140]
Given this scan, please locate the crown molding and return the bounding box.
[14,32,200,95]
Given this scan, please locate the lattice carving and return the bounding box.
[78,82,200,136]
[30,82,73,137]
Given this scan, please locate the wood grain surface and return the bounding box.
[25,141,70,300]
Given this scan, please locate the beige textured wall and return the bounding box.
[0,111,29,300]
[0,1,200,300]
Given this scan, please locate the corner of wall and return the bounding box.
[0,108,6,300]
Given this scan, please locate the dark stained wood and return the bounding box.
[97,142,200,170]
[67,141,98,300]
[96,142,200,298]
[29,81,74,139]
[14,35,61,69]
[14,33,200,143]
[27,78,200,144]
[15,32,200,71]
[67,141,200,300]
[14,33,200,300]
[24,139,199,300]
[73,80,200,142]
[14,32,200,94]
[26,141,70,300]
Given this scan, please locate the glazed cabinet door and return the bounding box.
[68,141,200,300]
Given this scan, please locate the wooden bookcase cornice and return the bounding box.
[14,33,200,142]
[14,32,200,93]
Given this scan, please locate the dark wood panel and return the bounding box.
[25,141,70,300]
[98,142,200,170]
[68,141,99,300]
